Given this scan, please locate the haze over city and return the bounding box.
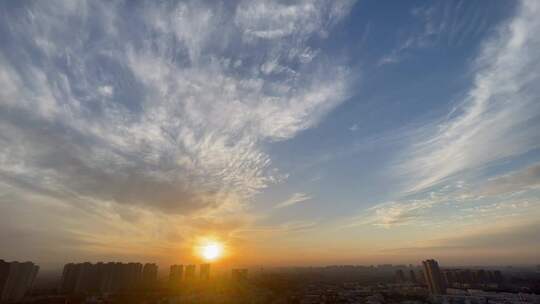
[1,0,539,276]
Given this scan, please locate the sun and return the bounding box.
[200,242,223,261]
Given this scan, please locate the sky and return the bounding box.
[0,0,539,271]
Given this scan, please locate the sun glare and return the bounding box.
[201,242,223,261]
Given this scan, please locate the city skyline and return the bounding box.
[0,0,539,271]
[5,256,535,304]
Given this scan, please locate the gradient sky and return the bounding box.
[1,0,539,271]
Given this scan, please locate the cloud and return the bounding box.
[97,85,114,97]
[438,221,540,249]
[350,168,540,228]
[378,37,416,66]
[377,4,442,66]
[234,219,319,243]
[235,0,355,41]
[379,2,509,65]
[474,163,540,196]
[0,0,353,217]
[384,221,540,255]
[275,192,312,208]
[397,0,540,192]
[354,199,439,228]
[358,190,539,228]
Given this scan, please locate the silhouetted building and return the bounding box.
[0,263,10,298]
[443,270,455,287]
[142,263,158,289]
[396,269,406,283]
[474,269,486,284]
[74,262,95,293]
[169,264,184,286]
[422,259,446,295]
[60,262,150,294]
[409,269,418,283]
[418,269,426,284]
[0,260,39,303]
[131,263,144,289]
[99,262,121,293]
[493,270,504,284]
[200,264,210,280]
[185,265,196,280]
[231,269,248,281]
[440,268,504,288]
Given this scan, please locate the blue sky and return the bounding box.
[0,0,539,269]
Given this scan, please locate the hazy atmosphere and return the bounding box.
[1,0,539,273]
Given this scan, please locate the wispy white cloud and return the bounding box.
[0,0,353,215]
[380,1,498,66]
[396,0,540,192]
[235,0,355,41]
[378,37,416,66]
[275,192,312,209]
[474,163,540,196]
[350,193,539,229]
[97,85,114,97]
[351,198,440,228]
[350,162,540,228]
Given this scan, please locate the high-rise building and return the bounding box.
[0,262,10,297]
[422,259,446,295]
[443,270,455,287]
[418,269,426,284]
[435,268,504,288]
[59,263,78,294]
[169,265,184,286]
[200,264,210,280]
[122,263,142,291]
[98,262,117,293]
[395,269,406,283]
[0,260,39,303]
[74,262,96,293]
[59,262,151,294]
[185,265,196,280]
[142,263,158,289]
[409,269,417,283]
[493,270,504,284]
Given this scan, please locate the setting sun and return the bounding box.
[200,242,223,261]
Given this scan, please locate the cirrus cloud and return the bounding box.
[0,0,354,216]
[396,0,540,193]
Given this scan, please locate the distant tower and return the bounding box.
[142,263,158,289]
[418,269,426,284]
[74,262,95,293]
[0,260,39,303]
[200,264,210,280]
[59,263,78,294]
[185,265,196,280]
[409,269,417,283]
[493,270,504,284]
[422,259,446,295]
[443,270,455,287]
[169,265,184,286]
[395,269,406,283]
